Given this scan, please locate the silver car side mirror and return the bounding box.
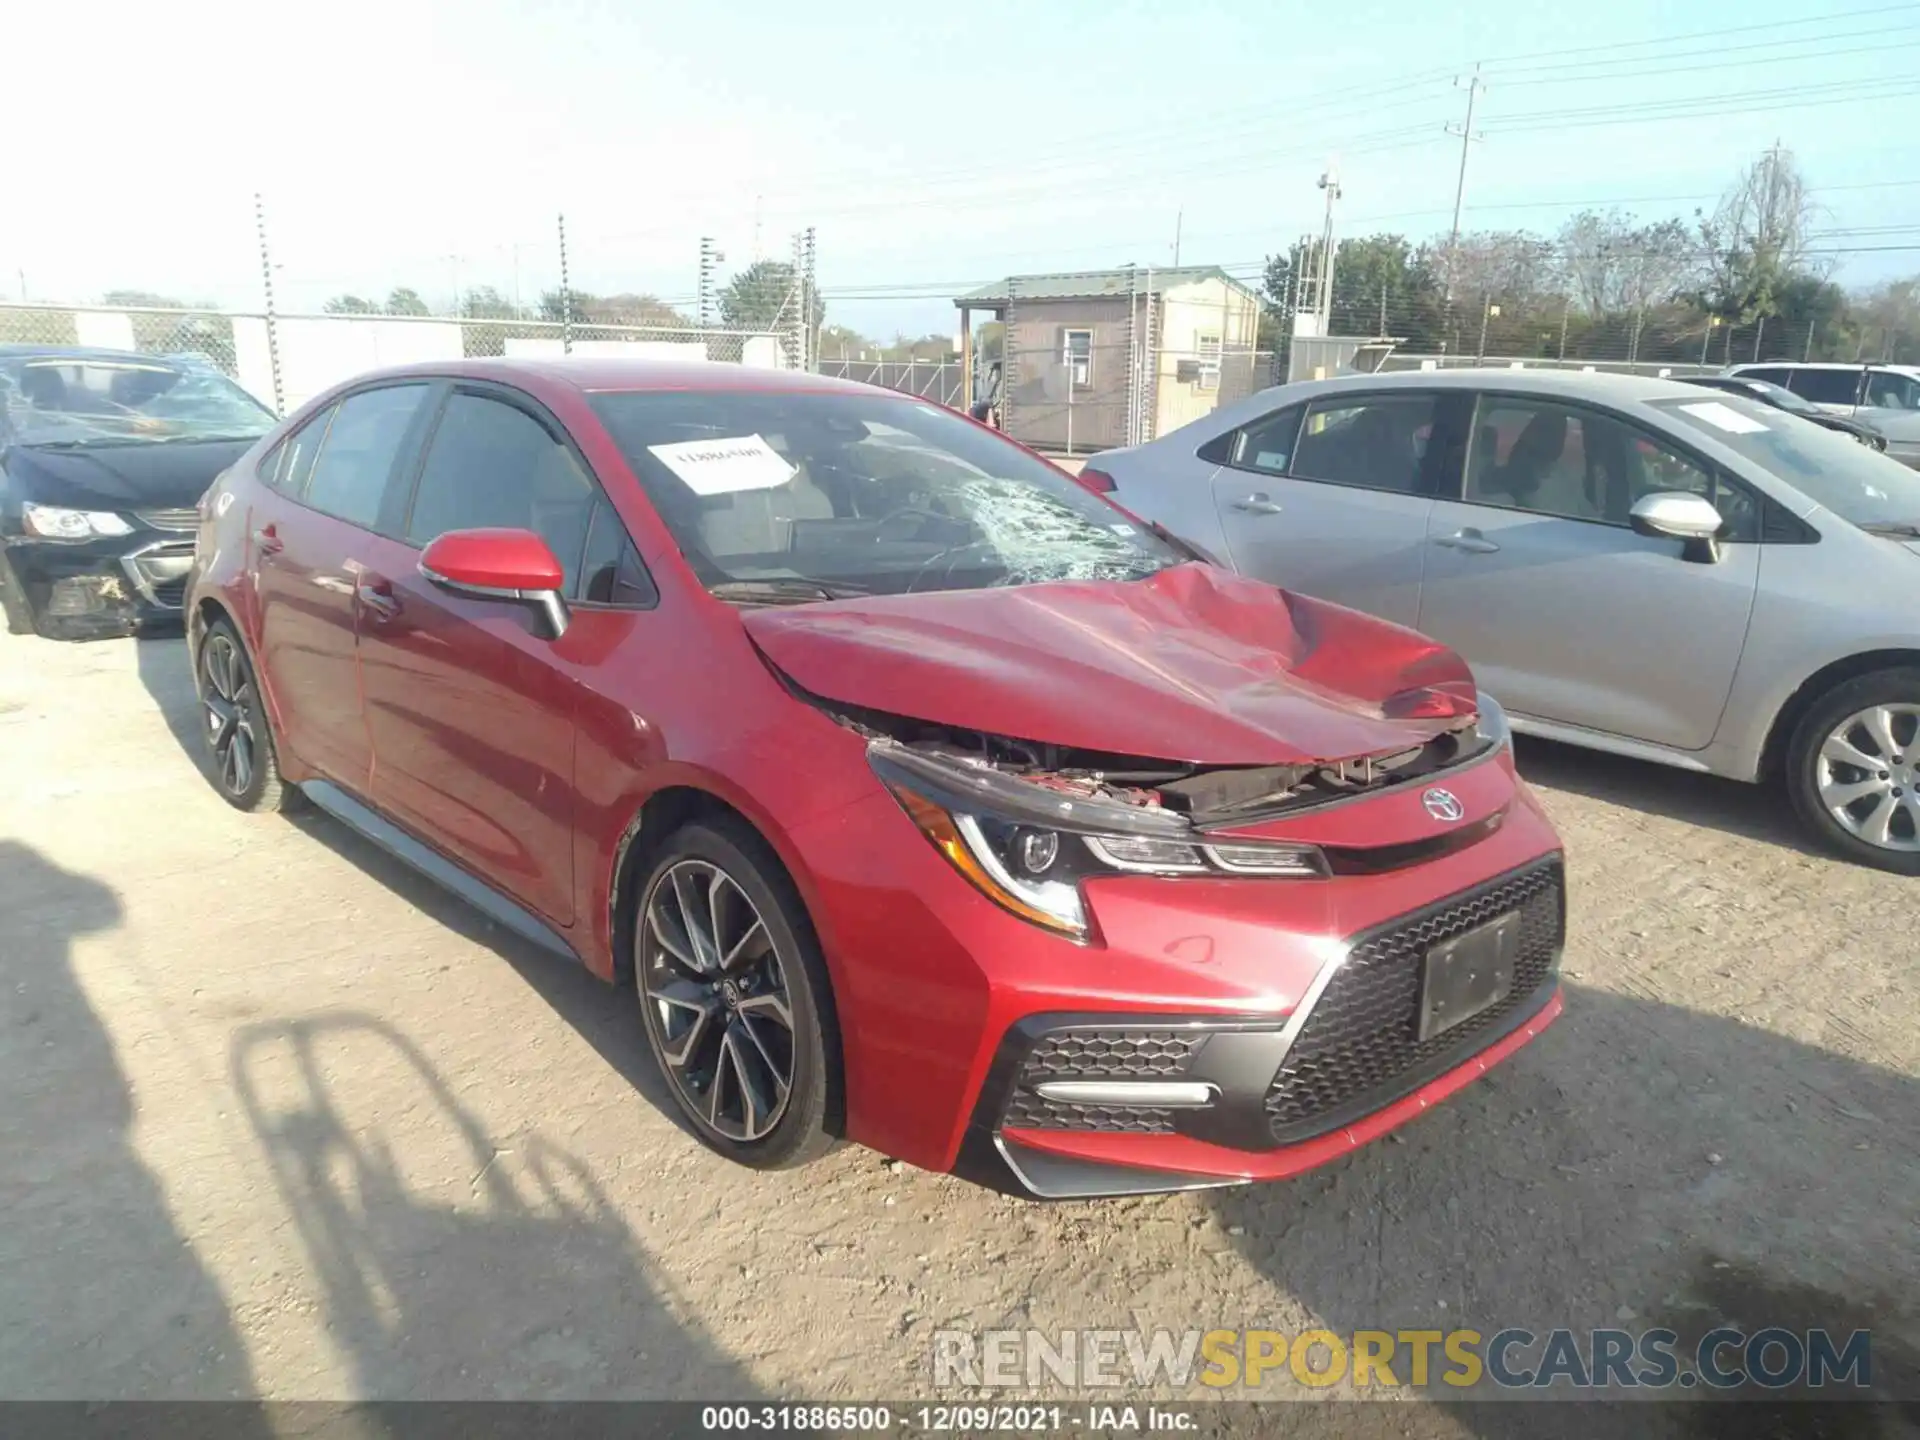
[1630,491,1725,563]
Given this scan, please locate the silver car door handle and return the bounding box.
[1231,493,1284,514]
[1434,529,1501,554]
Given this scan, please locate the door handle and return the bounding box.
[1434,528,1501,554]
[1231,493,1284,515]
[251,523,283,556]
[356,574,401,621]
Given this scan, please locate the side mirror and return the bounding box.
[419,527,570,638]
[1628,491,1724,564]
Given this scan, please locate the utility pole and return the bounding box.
[1443,65,1484,300]
[1315,164,1342,330]
[557,213,573,354]
[697,237,724,329]
[1172,210,1183,267]
[254,192,284,415]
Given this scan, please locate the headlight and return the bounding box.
[871,745,1326,940]
[1473,689,1512,754]
[21,503,133,540]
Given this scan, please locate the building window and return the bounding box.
[1063,330,1093,389]
[1197,333,1222,392]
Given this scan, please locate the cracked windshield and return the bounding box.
[589,389,1180,598]
[0,356,276,448]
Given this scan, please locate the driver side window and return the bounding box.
[403,389,655,607]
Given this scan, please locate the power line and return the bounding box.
[1492,31,1920,86]
[1464,0,1920,68]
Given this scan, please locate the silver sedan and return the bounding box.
[1090,368,1920,873]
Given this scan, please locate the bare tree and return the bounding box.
[1435,230,1563,310]
[1697,145,1826,324]
[1558,211,1699,316]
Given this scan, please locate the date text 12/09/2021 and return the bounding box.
[699,1405,1196,1433]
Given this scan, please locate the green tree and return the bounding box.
[1696,146,1821,329]
[461,285,519,321]
[718,260,822,333]
[817,324,869,359]
[323,294,379,315]
[101,290,186,310]
[541,290,691,328]
[386,287,430,316]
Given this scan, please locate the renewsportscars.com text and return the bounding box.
[933,1326,1873,1392]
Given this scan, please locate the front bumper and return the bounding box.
[953,856,1565,1198]
[797,741,1568,1196]
[0,530,194,639]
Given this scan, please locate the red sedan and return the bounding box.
[186,360,1566,1199]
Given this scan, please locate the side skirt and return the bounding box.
[301,779,581,965]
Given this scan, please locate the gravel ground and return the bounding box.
[1,629,1916,1436]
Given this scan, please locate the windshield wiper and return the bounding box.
[708,578,871,606]
[1859,521,1920,539]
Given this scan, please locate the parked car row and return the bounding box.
[1677,371,1889,450]
[1089,367,1920,873]
[9,339,1911,1205]
[1723,360,1920,467]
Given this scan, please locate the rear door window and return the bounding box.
[1787,368,1863,406]
[1289,394,1437,494]
[1223,404,1307,475]
[301,386,428,528]
[1863,370,1920,410]
[271,406,334,494]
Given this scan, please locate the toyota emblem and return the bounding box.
[1422,787,1465,823]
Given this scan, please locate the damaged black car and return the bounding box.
[0,346,276,640]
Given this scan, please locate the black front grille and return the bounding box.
[1003,1094,1177,1134]
[149,576,188,608]
[1020,1029,1204,1080]
[1263,859,1564,1142]
[1001,1027,1205,1134]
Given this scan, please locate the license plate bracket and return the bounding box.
[1418,910,1521,1041]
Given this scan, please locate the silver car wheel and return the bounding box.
[1816,703,1920,852]
[640,858,795,1143]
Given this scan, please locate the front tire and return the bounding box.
[634,818,840,1169]
[1786,668,1920,874]
[196,617,298,814]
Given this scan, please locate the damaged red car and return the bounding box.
[187,361,1566,1198]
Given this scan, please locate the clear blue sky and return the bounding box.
[7,0,1917,336]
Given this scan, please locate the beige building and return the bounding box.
[953,266,1265,453]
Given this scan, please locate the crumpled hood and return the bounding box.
[743,563,1476,766]
[0,437,253,511]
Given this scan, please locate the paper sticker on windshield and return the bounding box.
[646,434,797,495]
[1678,401,1769,435]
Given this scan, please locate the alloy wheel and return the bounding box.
[200,633,258,798]
[641,859,796,1142]
[1815,703,1920,852]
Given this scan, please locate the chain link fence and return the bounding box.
[0,301,789,416]
[816,358,966,408]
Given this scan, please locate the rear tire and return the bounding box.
[1786,667,1920,875]
[196,617,299,814]
[633,817,841,1169]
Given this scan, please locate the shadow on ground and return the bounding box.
[0,841,264,1405]
[227,1008,758,1400]
[1210,983,1920,1438]
[134,634,206,774]
[1513,734,1819,857]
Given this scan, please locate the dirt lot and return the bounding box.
[1,629,1916,1432]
